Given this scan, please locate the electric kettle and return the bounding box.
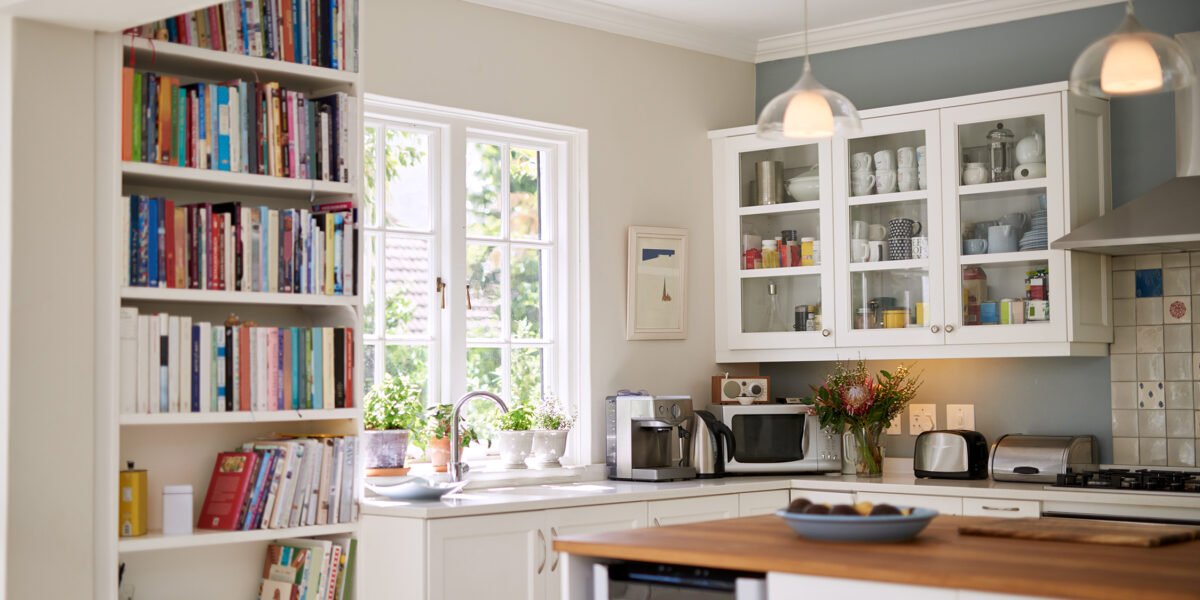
[691,410,735,478]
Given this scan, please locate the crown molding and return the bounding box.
[463,0,757,62]
[755,0,1124,63]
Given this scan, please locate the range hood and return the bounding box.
[1052,32,1200,256]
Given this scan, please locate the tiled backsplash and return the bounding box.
[1109,252,1200,466]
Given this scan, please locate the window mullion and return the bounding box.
[444,122,469,403]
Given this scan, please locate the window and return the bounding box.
[363,96,589,462]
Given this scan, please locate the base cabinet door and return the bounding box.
[544,502,648,600]
[855,492,963,515]
[739,490,791,516]
[427,511,548,600]
[768,573,957,599]
[648,494,739,526]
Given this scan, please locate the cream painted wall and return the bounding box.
[0,13,11,597]
[8,18,95,599]
[364,0,756,461]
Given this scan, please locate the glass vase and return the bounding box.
[845,423,884,477]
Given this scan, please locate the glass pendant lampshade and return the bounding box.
[1069,1,1195,97]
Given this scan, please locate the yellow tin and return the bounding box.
[119,462,147,537]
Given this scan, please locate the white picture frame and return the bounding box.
[626,226,688,340]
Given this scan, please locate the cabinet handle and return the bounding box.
[537,529,546,574]
[821,329,831,337]
[981,505,1021,512]
[945,324,955,333]
[652,518,661,527]
[550,527,560,572]
[930,325,940,333]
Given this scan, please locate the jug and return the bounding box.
[1016,130,1044,164]
[1000,212,1028,231]
[987,225,1020,254]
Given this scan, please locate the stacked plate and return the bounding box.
[1020,209,1047,251]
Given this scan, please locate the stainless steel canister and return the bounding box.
[755,160,784,205]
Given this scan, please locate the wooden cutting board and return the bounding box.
[958,517,1200,547]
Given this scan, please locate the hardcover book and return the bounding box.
[197,451,259,530]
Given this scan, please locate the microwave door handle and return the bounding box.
[801,415,811,459]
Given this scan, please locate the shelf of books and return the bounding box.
[96,2,363,599]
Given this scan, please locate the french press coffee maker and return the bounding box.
[986,122,1015,182]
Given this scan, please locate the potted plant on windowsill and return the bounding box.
[530,394,575,469]
[423,403,480,473]
[495,404,535,469]
[362,373,426,477]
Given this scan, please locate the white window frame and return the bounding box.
[364,95,591,465]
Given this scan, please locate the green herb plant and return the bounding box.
[363,373,426,432]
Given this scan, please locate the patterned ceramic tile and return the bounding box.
[1135,326,1164,353]
[1164,324,1192,352]
[1191,267,1200,293]
[1166,410,1194,438]
[1192,251,1200,265]
[1111,326,1136,354]
[1112,382,1138,409]
[1195,353,1200,380]
[1135,269,1163,298]
[1164,296,1191,324]
[1138,380,1164,409]
[1112,410,1139,436]
[1163,252,1191,268]
[1194,324,1200,349]
[1113,270,1135,299]
[1114,299,1136,327]
[1165,381,1194,409]
[1140,437,1168,465]
[1111,354,1137,381]
[1113,437,1139,465]
[1137,354,1165,381]
[1168,439,1196,467]
[1164,268,1191,296]
[1135,254,1163,269]
[1166,353,1192,381]
[1137,298,1164,324]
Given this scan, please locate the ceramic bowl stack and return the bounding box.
[1020,209,1047,251]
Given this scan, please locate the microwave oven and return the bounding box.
[707,404,840,474]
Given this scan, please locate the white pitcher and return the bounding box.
[1016,130,1044,164]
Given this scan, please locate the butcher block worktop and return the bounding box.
[553,514,1200,600]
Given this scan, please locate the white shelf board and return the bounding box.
[847,190,927,206]
[959,250,1051,265]
[738,266,822,278]
[120,408,359,426]
[957,178,1047,196]
[123,38,358,89]
[118,522,357,553]
[121,286,360,307]
[122,162,354,198]
[737,200,820,216]
[848,259,928,273]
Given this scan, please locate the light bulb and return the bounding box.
[1100,35,1164,94]
[782,90,834,138]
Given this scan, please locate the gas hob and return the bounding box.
[1051,469,1200,493]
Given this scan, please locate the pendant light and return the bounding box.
[1069,1,1195,97]
[757,0,861,139]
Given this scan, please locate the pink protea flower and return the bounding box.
[840,376,876,416]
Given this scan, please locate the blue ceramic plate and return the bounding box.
[365,477,468,501]
[775,507,938,542]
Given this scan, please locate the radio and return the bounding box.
[711,375,770,405]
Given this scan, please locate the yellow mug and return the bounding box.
[882,309,907,329]
[915,302,928,325]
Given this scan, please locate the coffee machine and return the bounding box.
[606,395,697,481]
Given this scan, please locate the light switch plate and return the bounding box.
[946,404,975,430]
[886,418,902,435]
[909,404,936,434]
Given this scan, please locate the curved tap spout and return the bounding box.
[449,391,509,482]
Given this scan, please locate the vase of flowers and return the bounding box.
[807,361,923,478]
[530,394,574,468]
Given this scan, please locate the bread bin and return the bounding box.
[913,430,989,479]
[990,434,1098,483]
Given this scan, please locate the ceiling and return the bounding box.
[465,0,1124,62]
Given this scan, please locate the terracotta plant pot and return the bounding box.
[362,429,411,477]
[496,430,535,469]
[429,436,452,473]
[530,430,569,468]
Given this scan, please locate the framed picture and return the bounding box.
[626,226,688,340]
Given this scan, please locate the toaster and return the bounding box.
[913,430,989,479]
[990,434,1098,483]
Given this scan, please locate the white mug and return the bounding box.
[867,240,885,262]
[898,167,918,192]
[916,145,927,166]
[868,224,887,241]
[875,168,898,194]
[851,238,869,263]
[851,152,873,171]
[873,149,895,171]
[897,147,916,168]
[851,220,868,239]
[851,172,875,196]
[911,236,930,259]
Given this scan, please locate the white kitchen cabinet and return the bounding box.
[739,490,791,516]
[790,489,856,506]
[543,502,648,600]
[768,573,957,599]
[426,511,548,600]
[855,491,964,515]
[961,497,1040,518]
[648,494,740,526]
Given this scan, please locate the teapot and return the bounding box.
[1015,130,1044,165]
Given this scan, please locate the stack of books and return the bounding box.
[259,536,355,600]
[124,197,357,296]
[121,70,352,183]
[126,0,359,72]
[118,308,354,414]
[198,435,358,532]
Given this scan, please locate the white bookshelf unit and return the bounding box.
[94,13,365,600]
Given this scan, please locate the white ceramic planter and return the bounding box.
[495,430,535,469]
[530,430,569,468]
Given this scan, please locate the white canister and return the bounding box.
[162,484,194,536]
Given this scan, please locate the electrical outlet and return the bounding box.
[946,404,975,430]
[886,419,902,435]
[909,404,936,434]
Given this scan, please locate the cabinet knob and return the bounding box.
[930,325,940,333]
[821,329,831,337]
[945,324,955,333]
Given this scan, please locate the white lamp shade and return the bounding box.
[757,65,861,140]
[1070,5,1195,97]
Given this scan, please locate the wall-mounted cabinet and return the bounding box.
[711,82,1112,362]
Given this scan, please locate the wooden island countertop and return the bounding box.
[553,515,1200,600]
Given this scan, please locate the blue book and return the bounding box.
[216,327,226,409]
[333,213,343,294]
[290,327,300,410]
[196,84,207,167]
[238,81,250,173]
[207,84,219,169]
[176,88,186,166]
[239,0,249,55]
[191,325,200,412]
[311,327,323,408]
[128,196,139,285]
[147,199,159,288]
[328,0,338,69]
[216,85,230,171]
[240,449,273,530]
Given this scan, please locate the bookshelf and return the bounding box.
[94,4,364,599]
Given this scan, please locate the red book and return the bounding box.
[238,327,251,411]
[163,200,175,288]
[121,67,132,161]
[197,451,259,530]
[281,1,294,63]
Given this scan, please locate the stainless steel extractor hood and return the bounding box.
[1052,31,1200,256]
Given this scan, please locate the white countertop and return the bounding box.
[360,471,1200,519]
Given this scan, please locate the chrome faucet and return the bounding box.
[449,390,509,482]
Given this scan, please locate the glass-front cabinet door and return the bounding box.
[721,134,835,349]
[833,111,945,347]
[937,94,1067,344]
